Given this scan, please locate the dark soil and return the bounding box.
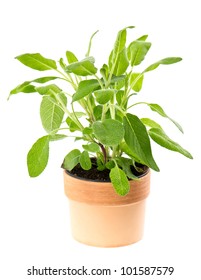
[63,159,149,182]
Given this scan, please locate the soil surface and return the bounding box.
[63,159,149,182]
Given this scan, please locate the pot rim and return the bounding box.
[64,167,150,183]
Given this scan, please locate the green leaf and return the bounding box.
[147,103,183,133]
[127,40,151,66]
[141,118,162,129]
[9,76,58,96]
[72,79,100,102]
[123,113,159,171]
[66,51,78,64]
[149,128,193,159]
[63,149,81,171]
[40,92,67,134]
[129,73,144,92]
[66,57,97,76]
[143,57,182,73]
[109,165,130,196]
[116,157,138,179]
[93,105,103,121]
[120,142,142,163]
[66,117,81,132]
[35,84,62,95]
[82,143,100,152]
[109,47,129,76]
[94,89,115,104]
[27,136,50,177]
[137,35,148,41]
[15,53,57,71]
[83,127,93,135]
[10,82,36,96]
[92,119,125,146]
[116,90,124,105]
[49,134,67,141]
[79,151,92,170]
[110,26,134,67]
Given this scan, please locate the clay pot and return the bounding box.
[63,170,150,247]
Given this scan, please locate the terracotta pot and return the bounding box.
[63,170,150,247]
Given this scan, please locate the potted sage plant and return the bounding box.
[10,26,192,247]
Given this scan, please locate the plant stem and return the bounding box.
[100,144,107,164]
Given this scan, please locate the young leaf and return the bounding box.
[27,136,50,177]
[49,134,67,141]
[94,89,115,104]
[66,117,81,132]
[63,149,81,171]
[141,118,162,129]
[149,128,193,159]
[147,103,183,133]
[109,165,130,196]
[82,143,100,152]
[9,76,59,96]
[127,40,151,66]
[116,157,138,179]
[92,119,125,146]
[66,51,78,64]
[83,127,93,135]
[110,26,134,67]
[72,79,100,102]
[35,84,62,95]
[79,151,92,170]
[123,113,159,171]
[143,57,182,73]
[93,105,103,121]
[129,73,144,92]
[40,92,67,134]
[15,53,57,71]
[109,47,129,76]
[66,57,97,76]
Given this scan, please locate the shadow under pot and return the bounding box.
[63,169,150,247]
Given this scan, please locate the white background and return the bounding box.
[0,0,200,279]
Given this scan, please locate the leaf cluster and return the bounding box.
[10,27,193,196]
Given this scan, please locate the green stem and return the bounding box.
[94,74,104,89]
[127,101,147,110]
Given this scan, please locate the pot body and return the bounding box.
[64,170,150,247]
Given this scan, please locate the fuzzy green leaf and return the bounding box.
[129,73,144,92]
[72,79,100,102]
[127,40,151,66]
[82,143,100,152]
[143,57,182,73]
[149,128,193,159]
[79,151,92,170]
[109,165,130,196]
[147,103,183,133]
[27,136,50,177]
[117,157,138,179]
[92,119,125,146]
[49,134,67,141]
[35,84,62,95]
[94,89,115,104]
[110,26,134,67]
[63,149,81,171]
[110,47,129,76]
[10,76,59,96]
[40,92,67,134]
[66,57,97,76]
[66,51,78,64]
[141,118,162,129]
[15,53,57,71]
[123,113,159,171]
